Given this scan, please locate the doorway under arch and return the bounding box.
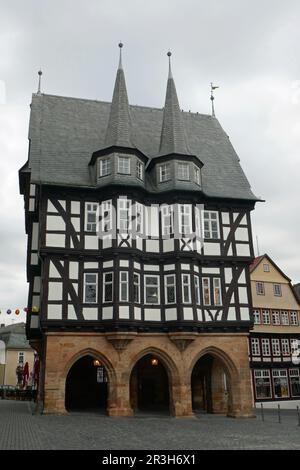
[191,353,231,415]
[130,354,170,414]
[65,355,108,412]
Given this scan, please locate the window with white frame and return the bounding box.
[165,274,176,304]
[85,203,98,232]
[261,339,271,356]
[253,309,261,324]
[119,271,128,302]
[177,163,190,181]
[281,311,289,325]
[136,160,143,180]
[291,339,300,354]
[182,274,191,303]
[103,272,113,303]
[272,339,281,356]
[290,369,300,397]
[256,282,265,295]
[118,156,130,174]
[202,277,211,306]
[273,283,282,297]
[273,370,289,398]
[213,278,222,306]
[159,163,170,182]
[118,198,131,232]
[144,275,160,304]
[254,370,271,398]
[281,339,290,356]
[272,310,280,325]
[133,273,140,303]
[161,205,174,236]
[194,276,201,305]
[100,200,112,233]
[99,158,111,177]
[18,352,24,365]
[194,166,201,185]
[203,211,219,239]
[84,273,98,303]
[263,264,270,272]
[262,310,270,325]
[179,204,192,235]
[134,203,143,235]
[290,312,299,326]
[251,338,260,356]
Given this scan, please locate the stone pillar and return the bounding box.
[172,383,194,418]
[211,360,228,414]
[107,371,133,417]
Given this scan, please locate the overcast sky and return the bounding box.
[1,0,300,325]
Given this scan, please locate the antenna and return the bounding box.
[210,82,219,117]
[37,70,43,94]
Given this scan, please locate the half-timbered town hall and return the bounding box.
[19,45,259,417]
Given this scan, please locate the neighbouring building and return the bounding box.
[293,283,300,304]
[249,255,300,404]
[19,45,260,417]
[0,323,35,386]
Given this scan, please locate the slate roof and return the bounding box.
[26,92,258,201]
[0,323,31,350]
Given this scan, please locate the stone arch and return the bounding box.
[63,348,117,413]
[128,346,181,416]
[189,346,240,416]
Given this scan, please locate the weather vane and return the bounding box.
[210,82,219,117]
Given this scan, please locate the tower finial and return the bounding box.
[37,69,42,94]
[167,50,173,79]
[118,41,123,69]
[210,82,219,117]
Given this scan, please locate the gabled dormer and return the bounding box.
[89,43,148,188]
[147,52,203,193]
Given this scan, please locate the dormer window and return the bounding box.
[118,156,130,174]
[195,166,201,185]
[136,160,143,180]
[99,158,111,177]
[159,163,170,182]
[178,163,189,181]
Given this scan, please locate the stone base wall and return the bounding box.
[42,332,254,418]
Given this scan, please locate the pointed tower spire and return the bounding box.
[159,52,191,156]
[104,42,134,148]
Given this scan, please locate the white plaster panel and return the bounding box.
[197,309,202,321]
[29,199,35,212]
[31,223,39,250]
[71,201,81,214]
[102,307,113,319]
[233,213,239,221]
[183,308,194,320]
[48,282,63,301]
[164,264,175,271]
[235,227,249,241]
[47,200,58,213]
[33,277,41,292]
[58,200,66,210]
[240,307,250,320]
[222,212,230,225]
[103,260,113,268]
[134,307,141,320]
[134,262,141,270]
[204,243,221,256]
[49,261,61,278]
[238,287,248,304]
[30,184,36,196]
[30,316,39,328]
[202,267,220,274]
[46,215,65,231]
[69,262,78,279]
[236,244,250,256]
[71,217,80,232]
[32,295,40,308]
[204,310,211,321]
[120,260,129,267]
[72,283,78,294]
[144,309,161,321]
[163,238,174,252]
[144,265,159,272]
[30,253,38,265]
[146,239,159,252]
[181,264,190,271]
[227,246,233,256]
[82,308,98,320]
[103,236,112,249]
[194,266,199,273]
[136,237,143,251]
[85,235,98,250]
[240,215,247,225]
[46,234,65,247]
[222,227,230,239]
[165,308,177,321]
[47,305,62,320]
[227,307,236,320]
[239,269,246,284]
[119,306,130,319]
[84,262,98,269]
[67,305,77,320]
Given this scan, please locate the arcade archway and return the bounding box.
[130,354,170,414]
[65,355,108,412]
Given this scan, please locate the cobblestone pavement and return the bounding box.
[0,400,300,450]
